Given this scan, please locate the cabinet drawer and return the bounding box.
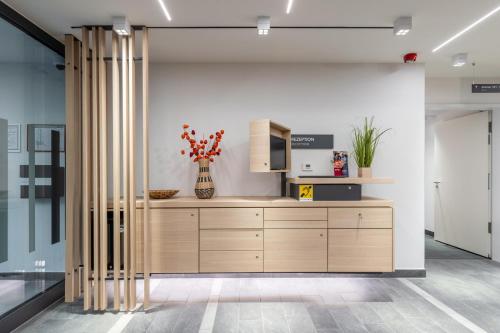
[328,208,392,229]
[264,220,327,229]
[200,230,263,251]
[264,208,327,221]
[200,208,263,229]
[328,229,393,272]
[200,251,263,272]
[136,209,199,273]
[264,229,327,272]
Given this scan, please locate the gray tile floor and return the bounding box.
[14,237,500,333]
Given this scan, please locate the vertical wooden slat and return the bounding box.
[111,32,121,311]
[73,39,82,299]
[64,34,75,303]
[142,27,150,309]
[91,27,100,311]
[98,27,108,311]
[81,27,91,311]
[122,36,130,311]
[128,29,137,309]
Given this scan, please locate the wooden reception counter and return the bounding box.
[132,196,394,274]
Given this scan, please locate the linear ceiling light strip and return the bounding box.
[432,5,500,52]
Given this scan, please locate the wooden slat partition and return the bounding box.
[68,26,149,311]
[128,30,137,310]
[98,27,108,310]
[121,35,130,311]
[111,32,121,311]
[91,27,100,311]
[142,27,150,309]
[64,35,75,303]
[81,27,91,311]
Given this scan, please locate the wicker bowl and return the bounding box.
[149,189,179,200]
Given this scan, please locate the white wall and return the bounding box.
[148,63,425,270]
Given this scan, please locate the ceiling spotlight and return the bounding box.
[257,16,271,36]
[394,16,412,36]
[286,0,294,14]
[157,0,172,22]
[452,53,468,67]
[112,16,130,36]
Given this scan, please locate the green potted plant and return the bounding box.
[352,117,390,178]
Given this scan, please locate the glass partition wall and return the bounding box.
[0,16,65,317]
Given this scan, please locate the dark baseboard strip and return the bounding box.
[425,229,435,237]
[151,270,426,279]
[0,280,64,332]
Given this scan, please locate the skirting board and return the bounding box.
[425,229,435,237]
[151,270,426,279]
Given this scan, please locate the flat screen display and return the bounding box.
[270,135,286,170]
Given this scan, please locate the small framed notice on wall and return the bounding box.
[8,124,21,153]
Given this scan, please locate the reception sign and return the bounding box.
[472,84,500,93]
[291,134,333,149]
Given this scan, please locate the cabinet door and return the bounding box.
[328,229,393,272]
[264,229,327,272]
[137,209,199,273]
[328,208,392,229]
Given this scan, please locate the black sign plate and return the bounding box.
[472,84,500,93]
[291,134,333,149]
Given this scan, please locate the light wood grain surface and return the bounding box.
[288,177,395,185]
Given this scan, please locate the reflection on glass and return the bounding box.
[0,16,65,317]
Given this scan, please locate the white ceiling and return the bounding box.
[4,0,500,77]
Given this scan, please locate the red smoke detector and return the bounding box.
[403,53,418,63]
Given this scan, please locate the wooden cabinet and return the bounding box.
[328,229,393,272]
[200,208,263,229]
[136,208,198,273]
[200,230,263,251]
[328,208,392,229]
[200,251,263,273]
[264,229,327,272]
[133,199,393,275]
[249,119,291,172]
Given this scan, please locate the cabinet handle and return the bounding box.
[320,233,324,237]
[264,162,268,166]
[190,214,195,217]
[256,213,259,216]
[256,256,259,259]
[256,234,259,237]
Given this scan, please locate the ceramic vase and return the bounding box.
[195,158,215,199]
[358,167,372,178]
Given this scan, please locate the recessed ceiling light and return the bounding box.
[433,5,500,52]
[394,16,412,36]
[257,16,271,36]
[286,0,294,14]
[452,53,468,67]
[157,0,172,22]
[112,16,130,36]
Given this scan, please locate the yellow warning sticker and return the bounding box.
[299,185,313,201]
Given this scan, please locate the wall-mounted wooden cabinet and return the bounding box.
[134,197,394,274]
[249,119,291,172]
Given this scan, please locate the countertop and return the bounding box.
[132,196,393,208]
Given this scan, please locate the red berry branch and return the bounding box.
[180,124,224,163]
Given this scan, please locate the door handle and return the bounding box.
[433,181,441,188]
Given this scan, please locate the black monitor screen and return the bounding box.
[270,135,286,170]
